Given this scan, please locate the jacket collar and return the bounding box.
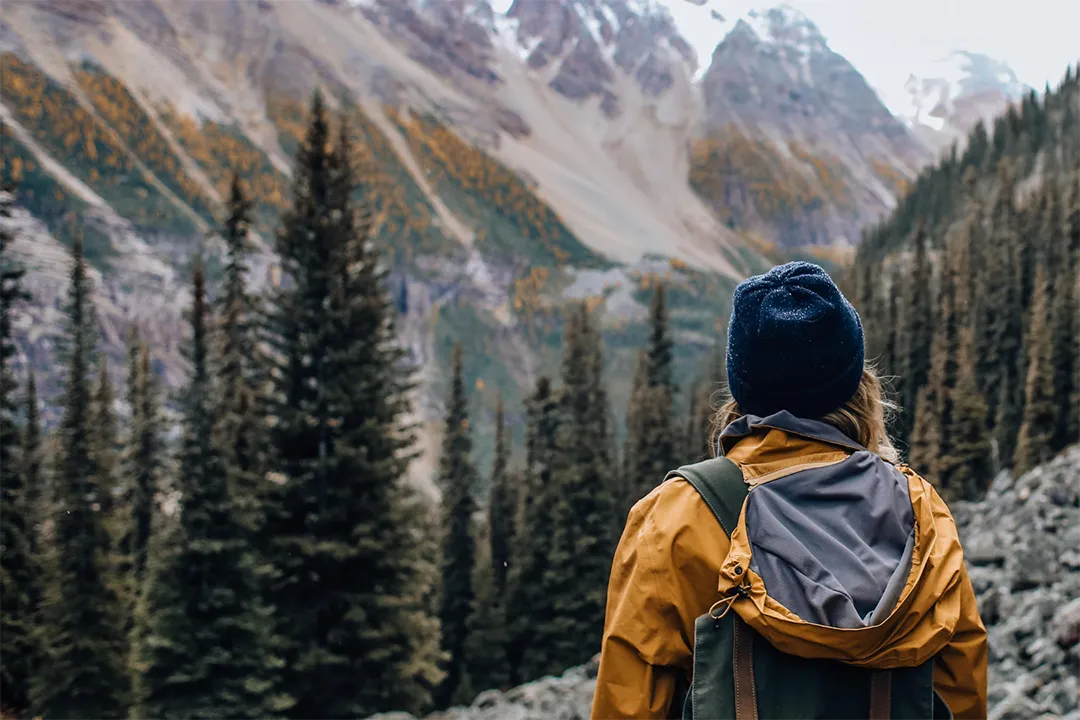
[717,410,867,456]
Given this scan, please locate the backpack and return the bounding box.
[668,457,953,720]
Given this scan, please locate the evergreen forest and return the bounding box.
[851,67,1080,497]
[1,66,1077,719]
[0,90,637,718]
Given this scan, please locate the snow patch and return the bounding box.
[890,50,1030,129]
[654,1,828,80]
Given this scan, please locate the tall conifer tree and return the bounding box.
[22,371,43,557]
[91,356,120,528]
[261,97,442,717]
[942,328,992,499]
[463,522,509,698]
[541,304,619,675]
[487,392,516,596]
[899,222,933,446]
[215,173,264,529]
[623,283,678,503]
[125,343,161,592]
[686,346,725,462]
[437,344,478,707]
[33,234,128,719]
[1015,265,1057,474]
[133,259,288,719]
[508,376,560,684]
[0,181,35,716]
[465,394,515,695]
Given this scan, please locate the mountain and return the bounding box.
[685,3,929,248]
[368,446,1080,720]
[0,0,928,476]
[892,51,1031,156]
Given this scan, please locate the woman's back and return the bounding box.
[591,262,988,720]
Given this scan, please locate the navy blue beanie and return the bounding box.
[726,261,864,419]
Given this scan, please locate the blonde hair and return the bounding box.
[709,365,900,463]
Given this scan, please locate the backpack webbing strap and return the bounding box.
[665,457,748,539]
[870,670,893,719]
[733,616,759,720]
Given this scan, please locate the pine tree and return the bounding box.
[899,222,933,445]
[464,521,509,696]
[124,342,162,593]
[686,346,725,462]
[507,375,560,684]
[623,284,679,504]
[261,97,442,717]
[979,162,1025,467]
[0,180,35,717]
[132,259,289,719]
[487,392,516,597]
[621,350,649,509]
[22,371,43,557]
[215,172,265,529]
[32,234,128,719]
[90,356,120,526]
[540,304,620,675]
[907,385,937,478]
[1014,265,1057,475]
[1064,173,1080,442]
[940,329,992,500]
[881,263,903,435]
[471,397,518,695]
[647,283,674,392]
[1050,184,1079,451]
[437,344,478,707]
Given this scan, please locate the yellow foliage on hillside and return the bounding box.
[512,266,550,315]
[161,108,290,213]
[690,130,853,223]
[389,107,585,265]
[73,64,213,218]
[871,158,911,198]
[0,53,198,230]
[1,53,134,182]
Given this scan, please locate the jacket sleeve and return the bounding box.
[933,562,988,719]
[591,504,687,720]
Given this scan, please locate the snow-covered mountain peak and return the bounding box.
[891,50,1030,152]
[651,1,828,79]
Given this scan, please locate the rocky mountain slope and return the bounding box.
[0,0,929,474]
[891,51,1030,157]
[371,445,1080,720]
[684,3,929,248]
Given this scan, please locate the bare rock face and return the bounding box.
[504,0,694,117]
[362,0,501,86]
[369,446,1080,720]
[695,6,928,247]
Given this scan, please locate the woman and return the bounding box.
[592,262,987,719]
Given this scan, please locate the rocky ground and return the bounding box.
[371,445,1080,720]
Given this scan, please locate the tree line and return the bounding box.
[0,89,718,718]
[851,66,1079,498]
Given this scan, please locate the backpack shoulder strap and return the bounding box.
[665,457,748,539]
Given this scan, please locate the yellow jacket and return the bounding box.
[592,419,988,719]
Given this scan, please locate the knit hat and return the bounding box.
[726,261,864,418]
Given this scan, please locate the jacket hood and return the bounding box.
[716,411,969,669]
